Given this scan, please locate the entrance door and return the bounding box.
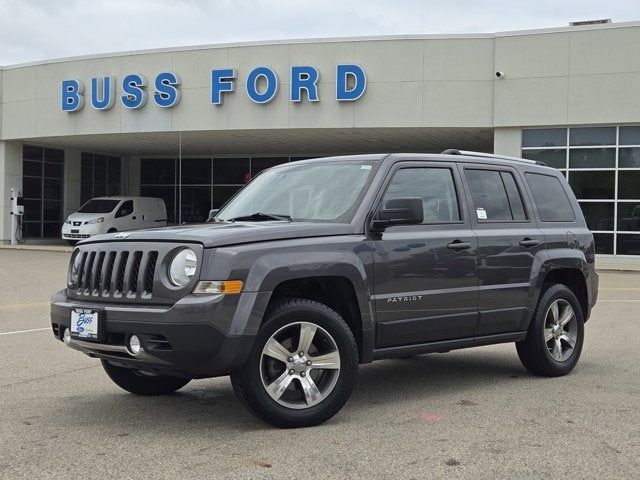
[371,162,478,347]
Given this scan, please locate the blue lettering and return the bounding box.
[211,69,236,105]
[246,66,278,104]
[153,72,181,108]
[90,77,115,110]
[290,66,319,102]
[61,79,85,112]
[121,74,147,109]
[336,64,366,101]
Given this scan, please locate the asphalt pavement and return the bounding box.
[0,249,638,479]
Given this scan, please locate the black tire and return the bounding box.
[66,240,78,246]
[230,298,359,428]
[516,284,585,377]
[101,360,190,395]
[107,228,117,233]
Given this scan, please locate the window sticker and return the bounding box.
[476,207,487,220]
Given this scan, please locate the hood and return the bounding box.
[81,221,356,248]
[66,212,113,222]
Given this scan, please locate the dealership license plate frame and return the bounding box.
[70,307,104,342]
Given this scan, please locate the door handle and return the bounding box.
[447,240,472,251]
[519,238,540,248]
[132,216,137,220]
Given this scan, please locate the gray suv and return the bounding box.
[51,151,599,428]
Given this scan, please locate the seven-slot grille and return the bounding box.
[73,248,159,298]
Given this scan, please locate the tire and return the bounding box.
[516,284,585,377]
[230,298,359,428]
[107,228,117,233]
[101,360,190,395]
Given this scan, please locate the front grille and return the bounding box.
[72,248,159,299]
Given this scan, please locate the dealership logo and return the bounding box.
[61,64,366,112]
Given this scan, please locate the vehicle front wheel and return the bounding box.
[101,360,191,395]
[516,284,585,377]
[230,298,359,428]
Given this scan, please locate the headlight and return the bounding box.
[168,248,198,286]
[84,217,105,225]
[64,220,71,225]
[68,251,82,288]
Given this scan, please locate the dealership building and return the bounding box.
[1,20,640,256]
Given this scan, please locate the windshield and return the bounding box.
[77,199,120,214]
[217,161,377,223]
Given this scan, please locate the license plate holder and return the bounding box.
[70,308,104,342]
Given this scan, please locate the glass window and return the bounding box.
[44,148,64,163]
[618,172,640,199]
[214,158,250,184]
[116,200,134,218]
[617,234,640,255]
[23,177,42,199]
[42,222,61,238]
[213,186,242,209]
[181,186,212,223]
[569,148,615,169]
[465,169,518,221]
[251,157,289,175]
[141,158,175,184]
[522,128,567,147]
[617,203,640,231]
[93,154,108,183]
[93,183,107,197]
[43,178,63,200]
[619,148,640,168]
[593,233,614,254]
[23,222,41,237]
[81,153,93,183]
[521,149,566,169]
[579,202,614,231]
[525,173,576,222]
[501,172,528,221]
[23,199,41,222]
[181,158,212,185]
[44,162,64,179]
[23,145,43,162]
[384,168,460,224]
[81,184,93,204]
[569,171,615,199]
[23,160,42,177]
[78,199,120,213]
[43,201,62,222]
[619,126,640,145]
[108,156,121,184]
[569,127,616,146]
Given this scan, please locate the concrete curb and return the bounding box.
[0,245,73,253]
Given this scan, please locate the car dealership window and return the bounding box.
[522,126,640,255]
[140,156,296,224]
[81,152,121,203]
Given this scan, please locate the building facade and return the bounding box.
[1,21,639,256]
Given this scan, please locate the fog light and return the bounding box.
[63,328,71,346]
[128,335,142,355]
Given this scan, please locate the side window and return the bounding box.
[465,169,527,222]
[115,200,134,218]
[525,173,576,222]
[382,167,460,224]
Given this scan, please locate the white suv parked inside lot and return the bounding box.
[61,196,167,244]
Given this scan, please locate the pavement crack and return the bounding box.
[0,364,100,389]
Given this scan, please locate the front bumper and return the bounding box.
[50,290,262,378]
[61,223,105,240]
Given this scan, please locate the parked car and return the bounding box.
[51,151,598,428]
[61,196,167,245]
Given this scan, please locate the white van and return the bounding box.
[61,196,167,244]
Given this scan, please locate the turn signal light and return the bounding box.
[193,280,244,295]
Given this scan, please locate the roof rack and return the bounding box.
[441,149,545,166]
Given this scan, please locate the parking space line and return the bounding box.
[0,327,50,336]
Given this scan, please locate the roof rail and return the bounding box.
[441,149,545,166]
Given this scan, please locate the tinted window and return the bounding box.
[569,127,616,146]
[383,168,460,224]
[525,173,576,222]
[465,169,526,221]
[78,199,120,213]
[521,149,566,169]
[522,128,567,147]
[569,171,615,199]
[116,200,134,218]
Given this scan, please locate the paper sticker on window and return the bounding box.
[476,207,487,220]
[361,165,372,170]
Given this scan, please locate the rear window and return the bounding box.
[465,169,527,222]
[525,173,576,222]
[77,199,119,213]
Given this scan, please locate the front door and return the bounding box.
[461,165,545,335]
[371,162,478,347]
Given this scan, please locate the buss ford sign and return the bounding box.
[61,65,366,112]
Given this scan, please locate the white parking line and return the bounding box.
[0,327,51,336]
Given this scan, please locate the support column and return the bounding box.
[493,127,522,157]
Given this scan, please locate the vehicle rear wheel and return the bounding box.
[230,298,359,428]
[516,284,584,377]
[101,360,190,395]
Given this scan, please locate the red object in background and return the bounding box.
[244,172,251,183]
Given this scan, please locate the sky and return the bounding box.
[1,0,639,66]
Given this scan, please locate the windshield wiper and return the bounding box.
[227,212,293,222]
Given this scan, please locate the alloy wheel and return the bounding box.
[544,299,578,362]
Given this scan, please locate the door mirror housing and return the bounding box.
[207,209,220,222]
[371,197,423,231]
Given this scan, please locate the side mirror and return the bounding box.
[371,197,423,231]
[207,209,220,222]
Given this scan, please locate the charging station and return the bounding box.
[10,188,24,245]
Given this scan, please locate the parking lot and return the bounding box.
[0,249,638,479]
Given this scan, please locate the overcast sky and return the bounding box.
[1,0,639,66]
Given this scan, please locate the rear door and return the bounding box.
[461,164,545,335]
[371,161,479,347]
